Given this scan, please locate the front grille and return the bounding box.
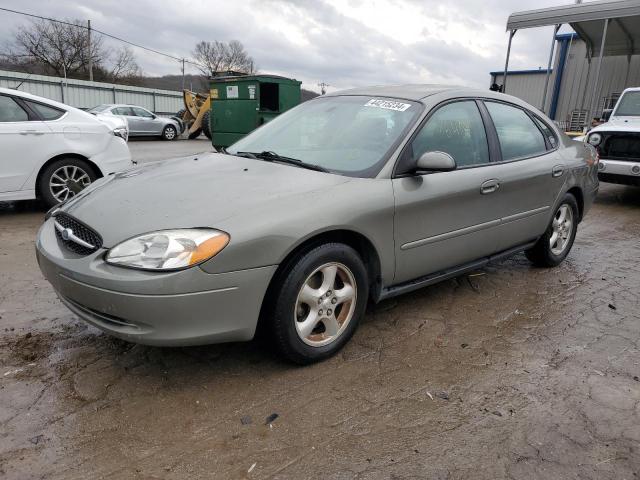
[53,212,103,256]
[599,132,640,161]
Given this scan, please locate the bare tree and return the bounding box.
[107,46,142,82]
[8,19,101,77]
[5,19,142,84]
[192,40,255,77]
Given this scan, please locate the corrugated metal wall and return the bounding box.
[0,70,183,114]
[555,39,640,122]
[490,71,554,111]
[490,37,640,128]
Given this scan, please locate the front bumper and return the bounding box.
[36,219,276,346]
[598,159,640,185]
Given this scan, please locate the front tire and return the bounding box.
[202,111,212,140]
[269,243,369,364]
[38,158,97,208]
[188,128,202,140]
[526,193,579,267]
[162,125,177,141]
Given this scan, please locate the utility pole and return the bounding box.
[318,82,329,95]
[87,19,93,81]
[181,58,185,89]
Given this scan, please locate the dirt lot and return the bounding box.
[0,175,639,479]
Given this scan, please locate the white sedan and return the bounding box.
[0,87,133,207]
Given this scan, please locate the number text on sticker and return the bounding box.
[365,99,411,112]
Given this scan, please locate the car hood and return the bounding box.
[60,153,351,247]
[591,116,640,133]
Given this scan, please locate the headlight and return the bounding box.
[105,229,229,270]
[113,126,129,141]
[588,133,602,146]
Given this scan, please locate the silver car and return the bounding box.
[89,104,182,140]
[37,85,599,364]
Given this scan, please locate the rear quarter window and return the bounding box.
[24,100,65,120]
[533,117,558,149]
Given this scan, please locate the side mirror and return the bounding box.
[601,109,612,122]
[415,151,456,173]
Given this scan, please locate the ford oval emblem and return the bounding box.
[61,228,73,241]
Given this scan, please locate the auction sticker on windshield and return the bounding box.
[365,99,411,112]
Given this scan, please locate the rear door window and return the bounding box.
[0,96,29,122]
[132,107,154,118]
[485,102,547,160]
[113,107,134,116]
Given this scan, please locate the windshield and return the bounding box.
[228,96,422,176]
[614,91,640,116]
[88,105,111,113]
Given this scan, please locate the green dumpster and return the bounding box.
[209,74,301,149]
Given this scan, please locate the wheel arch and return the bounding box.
[566,186,584,222]
[257,229,383,334]
[35,153,102,199]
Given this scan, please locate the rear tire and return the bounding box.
[525,193,579,267]
[38,158,98,208]
[268,243,369,364]
[162,125,177,141]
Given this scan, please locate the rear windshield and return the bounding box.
[88,105,111,113]
[614,91,640,116]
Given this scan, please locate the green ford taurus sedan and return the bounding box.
[36,85,599,363]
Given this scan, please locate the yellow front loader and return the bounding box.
[173,89,212,140]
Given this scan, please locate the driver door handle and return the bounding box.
[480,179,500,195]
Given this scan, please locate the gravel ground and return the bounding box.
[0,162,638,479]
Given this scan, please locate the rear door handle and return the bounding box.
[19,130,44,136]
[552,165,565,177]
[480,179,500,194]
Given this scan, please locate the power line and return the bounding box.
[0,6,205,68]
[0,7,80,28]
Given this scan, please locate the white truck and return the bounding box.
[586,87,640,186]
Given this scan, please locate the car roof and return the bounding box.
[93,104,138,108]
[0,86,71,110]
[325,84,521,104]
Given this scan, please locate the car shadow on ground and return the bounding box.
[595,183,640,208]
[0,199,45,216]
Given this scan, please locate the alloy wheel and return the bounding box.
[164,126,176,140]
[294,262,357,347]
[550,204,573,255]
[49,165,92,203]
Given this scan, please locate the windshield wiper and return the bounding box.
[236,151,329,173]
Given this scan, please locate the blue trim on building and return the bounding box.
[555,33,579,41]
[549,35,571,120]
[490,69,552,76]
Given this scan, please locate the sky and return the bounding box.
[0,0,583,94]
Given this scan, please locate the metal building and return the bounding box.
[0,69,183,115]
[491,0,640,132]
